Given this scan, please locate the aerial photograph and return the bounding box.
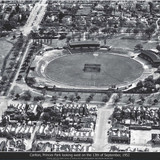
[0,0,160,158]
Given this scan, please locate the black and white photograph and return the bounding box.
[0,0,160,159]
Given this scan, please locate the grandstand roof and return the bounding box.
[69,41,100,47]
[141,50,160,63]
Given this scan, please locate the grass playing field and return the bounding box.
[45,52,144,87]
[104,37,158,50]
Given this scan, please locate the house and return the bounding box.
[27,105,38,116]
[109,128,130,144]
[94,4,104,11]
[0,127,5,137]
[76,7,91,16]
[0,141,6,151]
[152,134,160,144]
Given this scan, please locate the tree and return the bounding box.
[89,26,99,33]
[126,28,132,34]
[58,11,65,23]
[153,99,158,105]
[101,28,109,34]
[144,81,155,91]
[34,96,45,101]
[26,77,36,85]
[126,21,136,30]
[51,95,58,102]
[20,32,23,38]
[137,21,147,34]
[112,28,118,35]
[104,5,113,16]
[117,91,122,99]
[150,23,157,31]
[139,95,145,102]
[42,87,46,96]
[39,28,44,35]
[145,27,155,39]
[76,95,81,101]
[134,44,143,51]
[20,90,31,101]
[42,112,51,121]
[133,28,139,35]
[106,91,112,97]
[148,2,153,13]
[127,96,135,104]
[15,4,20,13]
[69,95,75,102]
[86,97,91,103]
[156,45,160,52]
[10,90,15,97]
[119,17,126,27]
[156,77,160,84]
[36,105,43,114]
[147,98,153,105]
[102,95,109,103]
[58,92,62,96]
[145,75,154,83]
[2,116,9,126]
[136,80,143,88]
[104,37,107,45]
[15,93,20,99]
[13,35,16,39]
[2,75,8,82]
[113,95,120,105]
[3,20,13,31]
[64,96,68,101]
[108,19,114,28]
[74,91,78,97]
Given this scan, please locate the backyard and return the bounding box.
[0,39,13,75]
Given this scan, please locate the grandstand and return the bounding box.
[69,41,100,49]
[138,50,160,67]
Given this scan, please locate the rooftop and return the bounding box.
[141,50,160,63]
[76,7,91,16]
[69,40,100,47]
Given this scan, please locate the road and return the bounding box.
[0,97,8,121]
[8,0,48,95]
[22,0,48,36]
[92,94,116,152]
[93,93,160,152]
[25,121,41,150]
[7,40,32,96]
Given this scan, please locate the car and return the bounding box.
[44,48,54,51]
[100,45,112,50]
[37,51,43,55]
[18,75,22,79]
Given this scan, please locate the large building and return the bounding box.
[138,50,160,67]
[69,41,100,49]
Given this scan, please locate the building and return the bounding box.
[138,50,160,67]
[152,134,160,144]
[76,6,91,16]
[69,41,100,49]
[109,128,130,144]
